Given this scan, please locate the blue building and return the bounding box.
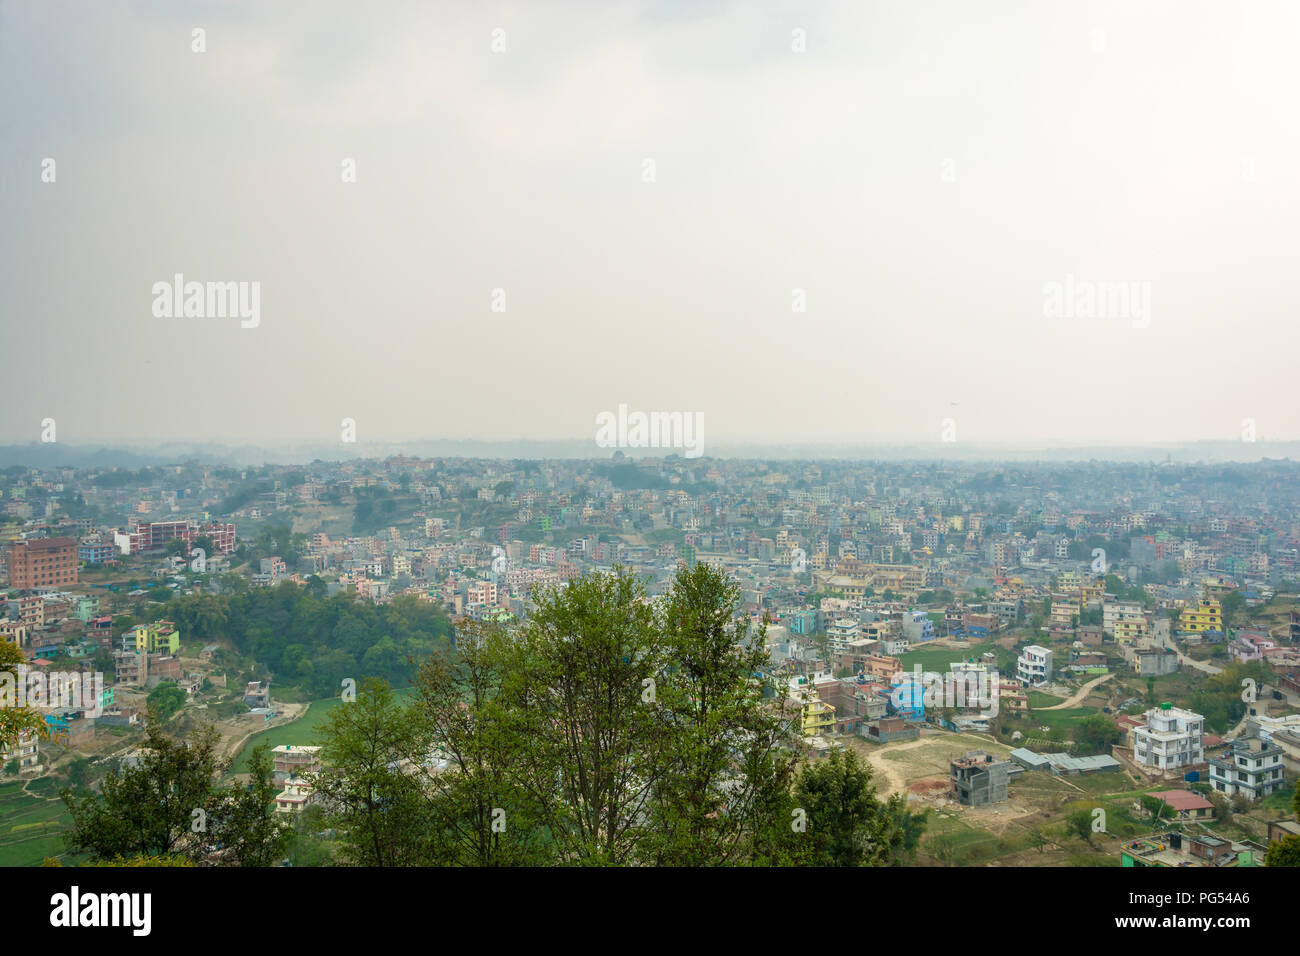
[889,676,926,721]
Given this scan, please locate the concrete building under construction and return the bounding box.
[950,750,1010,805]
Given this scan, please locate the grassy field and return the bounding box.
[898,641,997,672]
[1026,690,1066,708]
[0,779,77,866]
[921,812,1025,865]
[229,687,415,775]
[1023,707,1099,732]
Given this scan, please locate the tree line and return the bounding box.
[58,563,925,866]
[162,583,453,697]
[312,563,925,866]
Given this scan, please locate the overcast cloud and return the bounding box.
[2,0,1298,448]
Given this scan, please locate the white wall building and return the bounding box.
[1209,736,1285,801]
[1133,704,1204,771]
[1016,644,1053,686]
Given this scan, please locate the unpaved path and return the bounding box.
[1036,673,1113,710]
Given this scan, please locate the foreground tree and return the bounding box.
[791,747,919,866]
[500,568,672,864]
[408,619,545,865]
[61,717,288,865]
[646,562,799,865]
[63,718,220,860]
[1266,786,1300,867]
[0,640,45,753]
[308,564,928,866]
[210,743,293,866]
[312,678,431,866]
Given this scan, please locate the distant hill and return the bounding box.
[0,438,1297,469]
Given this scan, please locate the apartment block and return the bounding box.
[272,744,322,783]
[127,621,181,655]
[1016,644,1053,686]
[1133,704,1205,772]
[1177,599,1223,635]
[1209,736,1285,801]
[7,537,78,590]
[0,731,39,771]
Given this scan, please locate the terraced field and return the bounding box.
[0,779,77,867]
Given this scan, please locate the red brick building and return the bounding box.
[7,537,78,590]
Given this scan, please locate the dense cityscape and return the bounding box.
[6,0,1296,938]
[1,453,1299,873]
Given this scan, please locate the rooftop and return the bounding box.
[1149,789,1214,813]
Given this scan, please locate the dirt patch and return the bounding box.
[908,780,949,794]
[213,698,309,764]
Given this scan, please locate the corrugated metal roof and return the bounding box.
[1008,748,1119,773]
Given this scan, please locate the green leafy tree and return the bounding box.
[407,620,544,865]
[0,640,46,752]
[499,567,670,864]
[311,678,430,866]
[1074,714,1122,756]
[1066,808,1096,846]
[1029,827,1049,854]
[1220,590,1245,628]
[210,743,292,866]
[1266,787,1300,867]
[792,748,912,866]
[62,719,220,861]
[645,562,798,866]
[285,805,335,866]
[146,682,187,721]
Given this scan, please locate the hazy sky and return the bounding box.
[3,0,1299,449]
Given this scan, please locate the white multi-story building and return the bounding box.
[827,618,860,654]
[1133,704,1204,771]
[271,744,322,783]
[1015,645,1053,686]
[1209,736,1285,801]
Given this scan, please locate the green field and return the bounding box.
[1022,706,1099,734]
[229,687,415,775]
[1027,690,1066,708]
[0,780,76,866]
[898,641,997,673]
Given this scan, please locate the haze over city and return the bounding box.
[7,0,1300,923]
[5,0,1300,448]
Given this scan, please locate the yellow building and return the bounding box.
[130,620,181,655]
[1079,583,1104,608]
[1114,617,1147,646]
[790,679,836,737]
[1178,600,1223,635]
[1050,598,1078,627]
[1058,571,1083,592]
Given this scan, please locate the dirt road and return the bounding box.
[1036,673,1113,710]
